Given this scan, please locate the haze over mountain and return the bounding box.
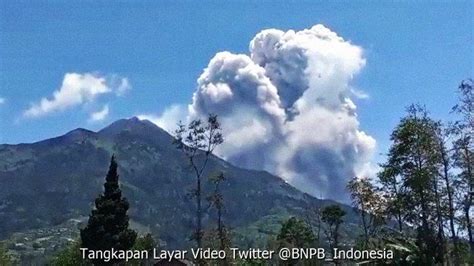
[0,117,358,248]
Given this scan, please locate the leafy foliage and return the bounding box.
[206,171,232,252]
[0,243,13,266]
[321,205,346,250]
[352,80,473,264]
[347,176,385,247]
[378,105,443,264]
[451,79,473,254]
[277,217,316,248]
[133,233,156,252]
[51,240,89,266]
[174,114,224,249]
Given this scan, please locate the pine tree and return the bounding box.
[80,155,137,265]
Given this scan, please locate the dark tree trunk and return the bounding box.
[464,145,473,253]
[196,175,202,249]
[440,144,458,262]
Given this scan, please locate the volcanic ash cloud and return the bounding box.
[160,25,376,201]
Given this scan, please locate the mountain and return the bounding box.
[0,117,359,250]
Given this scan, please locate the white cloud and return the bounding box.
[0,97,5,104]
[138,104,187,131]
[88,104,110,122]
[350,87,370,99]
[23,73,130,118]
[113,76,132,96]
[146,25,375,202]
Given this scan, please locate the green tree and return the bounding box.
[434,123,458,253]
[174,114,224,249]
[347,176,385,247]
[304,205,323,245]
[276,217,316,266]
[377,161,407,233]
[0,243,12,266]
[451,79,473,254]
[51,241,89,266]
[321,205,346,250]
[277,217,316,248]
[379,105,444,264]
[131,234,157,266]
[133,233,156,252]
[207,172,231,251]
[80,155,137,265]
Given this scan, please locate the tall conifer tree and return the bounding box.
[81,155,137,264]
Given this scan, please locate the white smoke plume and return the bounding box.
[151,25,376,202]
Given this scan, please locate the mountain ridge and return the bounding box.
[0,117,358,250]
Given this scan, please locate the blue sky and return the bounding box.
[0,0,472,164]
